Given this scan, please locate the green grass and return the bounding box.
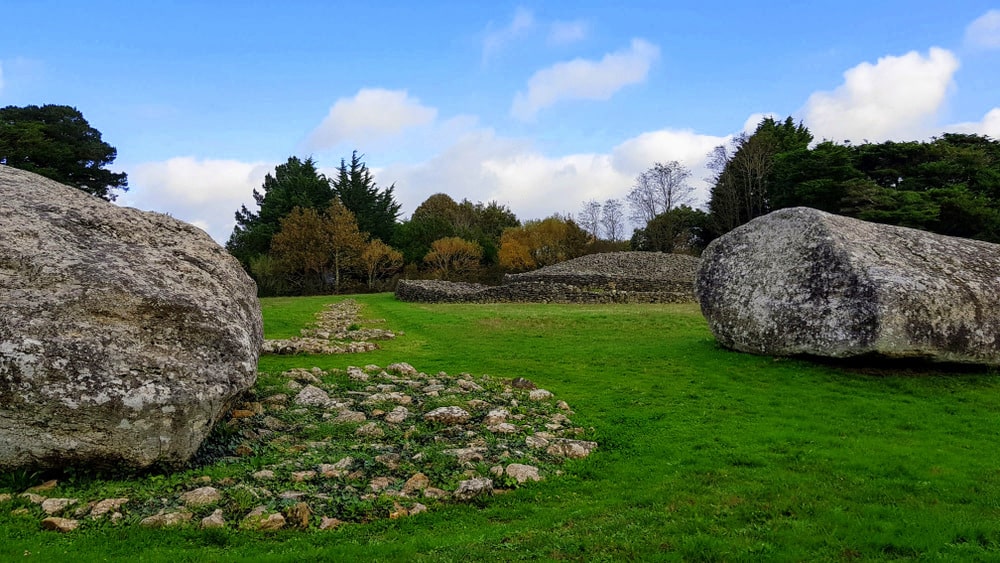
[4,293,1000,561]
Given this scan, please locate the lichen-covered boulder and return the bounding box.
[696,207,1000,366]
[0,165,263,470]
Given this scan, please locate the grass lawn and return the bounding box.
[3,293,1000,561]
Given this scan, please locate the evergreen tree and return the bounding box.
[226,156,333,267]
[0,104,127,200]
[332,151,401,243]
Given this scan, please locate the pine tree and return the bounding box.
[332,151,401,243]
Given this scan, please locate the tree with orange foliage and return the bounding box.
[498,215,589,271]
[424,237,482,280]
[270,198,366,293]
[361,239,403,289]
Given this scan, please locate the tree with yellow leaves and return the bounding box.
[361,239,403,289]
[424,237,482,280]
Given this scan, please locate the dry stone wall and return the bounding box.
[396,252,699,304]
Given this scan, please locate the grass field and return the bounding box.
[3,293,1000,561]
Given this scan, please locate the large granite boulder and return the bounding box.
[696,207,1000,366]
[0,165,263,470]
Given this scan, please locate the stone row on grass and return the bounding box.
[3,362,597,533]
[261,299,399,355]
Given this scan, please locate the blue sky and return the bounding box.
[2,1,999,242]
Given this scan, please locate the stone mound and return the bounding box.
[696,207,1000,366]
[396,252,699,304]
[0,165,263,471]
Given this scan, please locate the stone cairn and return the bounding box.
[396,251,701,304]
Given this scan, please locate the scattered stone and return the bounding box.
[389,502,408,519]
[295,385,334,408]
[263,394,289,406]
[376,453,401,470]
[424,487,449,499]
[402,473,430,495]
[41,517,78,533]
[291,471,316,482]
[444,447,487,464]
[0,494,11,503]
[285,502,312,528]
[454,478,494,500]
[201,509,226,529]
[141,511,193,528]
[319,516,343,530]
[356,422,385,438]
[179,486,221,507]
[387,363,417,376]
[529,389,553,401]
[363,392,412,405]
[487,423,518,434]
[257,513,286,531]
[253,470,275,481]
[27,480,59,493]
[20,493,45,504]
[511,378,536,390]
[385,406,410,424]
[335,410,367,423]
[424,406,471,425]
[370,477,392,492]
[556,401,571,411]
[525,434,551,449]
[41,498,77,515]
[489,465,504,477]
[483,408,509,425]
[546,439,598,459]
[458,379,483,392]
[505,464,542,483]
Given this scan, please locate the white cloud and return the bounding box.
[482,7,535,62]
[379,125,730,232]
[307,89,437,150]
[548,20,588,45]
[947,107,1000,138]
[803,47,960,142]
[122,157,273,243]
[965,10,1000,50]
[511,39,660,121]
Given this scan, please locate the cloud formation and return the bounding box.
[803,47,959,142]
[511,39,660,121]
[548,20,588,45]
[123,157,273,243]
[965,10,1000,50]
[482,7,535,62]
[379,124,727,232]
[307,89,437,150]
[948,107,1000,138]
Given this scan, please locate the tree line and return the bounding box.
[4,104,998,297]
[619,117,1000,255]
[225,153,626,295]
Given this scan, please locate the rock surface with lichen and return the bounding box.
[0,165,263,471]
[696,207,1000,365]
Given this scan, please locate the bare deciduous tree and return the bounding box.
[601,198,626,242]
[626,161,694,225]
[578,199,603,239]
